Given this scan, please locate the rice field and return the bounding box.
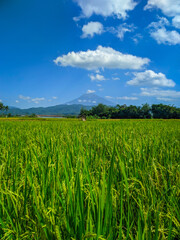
[0,119,179,240]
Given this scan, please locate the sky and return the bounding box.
[0,0,180,108]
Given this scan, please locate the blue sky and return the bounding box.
[0,0,180,108]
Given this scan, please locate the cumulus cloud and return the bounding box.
[150,27,180,45]
[145,0,180,18]
[172,16,180,29]
[140,88,180,98]
[116,96,138,100]
[89,73,106,81]
[87,90,96,94]
[54,46,150,70]
[148,17,180,45]
[127,70,175,87]
[148,17,170,29]
[52,96,58,99]
[81,23,136,40]
[82,22,104,38]
[81,22,136,40]
[145,0,180,30]
[74,0,137,19]
[15,100,19,103]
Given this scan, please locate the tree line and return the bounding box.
[80,103,180,119]
[1,102,180,119]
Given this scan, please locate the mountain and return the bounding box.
[66,93,114,106]
[5,94,115,116]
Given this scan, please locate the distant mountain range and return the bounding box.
[6,93,115,116]
[66,93,113,106]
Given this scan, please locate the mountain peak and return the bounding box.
[66,93,114,106]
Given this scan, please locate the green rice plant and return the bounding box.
[0,119,179,239]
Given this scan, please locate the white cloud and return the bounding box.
[52,96,58,99]
[19,95,31,100]
[117,96,138,100]
[106,96,138,100]
[132,33,143,44]
[115,23,136,40]
[0,99,2,102]
[127,70,175,87]
[87,90,96,94]
[112,77,120,80]
[125,72,130,76]
[140,88,180,98]
[31,98,45,104]
[156,97,175,102]
[81,22,136,40]
[148,17,170,29]
[19,95,45,104]
[97,84,102,87]
[145,0,180,30]
[15,100,19,103]
[73,16,81,22]
[150,27,180,45]
[105,96,114,99]
[54,46,150,70]
[107,23,136,40]
[78,99,88,103]
[32,98,45,102]
[82,22,104,38]
[89,73,106,81]
[172,16,180,29]
[74,0,137,19]
[148,17,180,45]
[145,0,180,18]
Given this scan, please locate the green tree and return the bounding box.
[140,103,152,119]
[91,104,109,118]
[152,104,180,119]
[79,108,89,118]
[0,102,8,112]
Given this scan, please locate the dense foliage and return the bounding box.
[0,118,179,239]
[80,103,180,119]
